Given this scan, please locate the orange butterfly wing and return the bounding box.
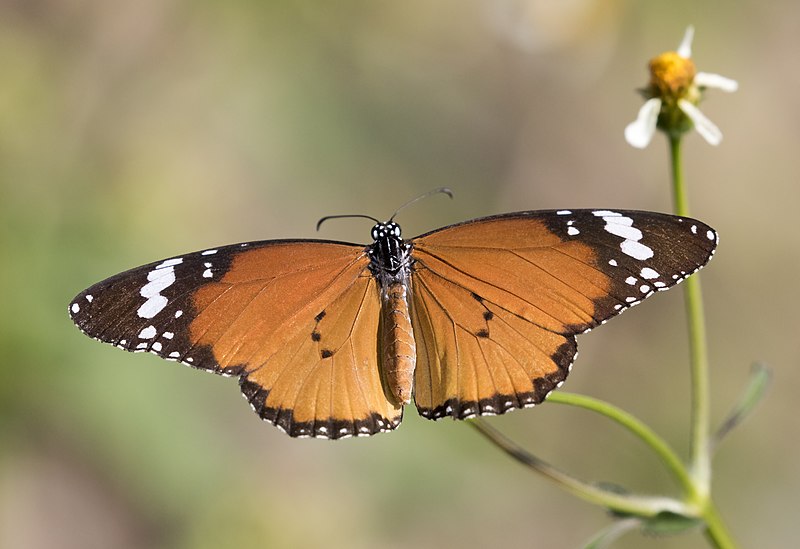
[409,210,716,419]
[70,241,401,439]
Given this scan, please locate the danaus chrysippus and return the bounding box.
[69,193,717,439]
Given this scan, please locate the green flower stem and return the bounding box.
[468,418,692,517]
[546,391,696,499]
[668,134,737,548]
[702,501,737,549]
[668,134,711,498]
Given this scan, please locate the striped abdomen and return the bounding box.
[381,281,416,405]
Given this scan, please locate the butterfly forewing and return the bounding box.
[69,240,401,439]
[409,209,717,420]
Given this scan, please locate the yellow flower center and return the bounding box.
[648,51,696,97]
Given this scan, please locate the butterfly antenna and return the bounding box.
[388,187,453,222]
[316,213,381,232]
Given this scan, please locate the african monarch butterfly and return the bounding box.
[69,190,717,439]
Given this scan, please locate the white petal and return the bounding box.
[624,98,661,149]
[678,99,722,145]
[695,72,739,92]
[677,25,694,58]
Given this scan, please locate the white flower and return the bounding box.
[624,26,738,149]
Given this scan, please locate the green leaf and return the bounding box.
[712,362,772,451]
[641,511,703,537]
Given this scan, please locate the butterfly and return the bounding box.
[69,191,717,439]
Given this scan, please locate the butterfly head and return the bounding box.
[368,221,411,280]
[371,221,402,242]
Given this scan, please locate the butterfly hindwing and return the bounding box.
[70,240,402,439]
[238,274,402,438]
[410,209,717,419]
[411,265,577,419]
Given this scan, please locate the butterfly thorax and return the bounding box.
[367,222,413,290]
[367,221,416,405]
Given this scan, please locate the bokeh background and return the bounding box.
[2,1,797,547]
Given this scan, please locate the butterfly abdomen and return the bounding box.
[381,281,416,405]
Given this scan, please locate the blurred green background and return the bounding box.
[1,1,797,547]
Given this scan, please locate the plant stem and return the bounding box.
[669,135,711,494]
[702,501,737,549]
[468,418,691,517]
[668,134,712,498]
[546,391,697,499]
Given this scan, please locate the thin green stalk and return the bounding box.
[469,419,692,517]
[546,391,696,499]
[702,501,736,549]
[668,134,712,498]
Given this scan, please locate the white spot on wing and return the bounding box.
[138,325,157,339]
[137,264,178,319]
[594,211,654,261]
[174,310,183,318]
[621,240,654,260]
[567,226,580,236]
[640,267,660,279]
[71,303,80,314]
[640,284,651,293]
[202,269,213,278]
[604,221,643,241]
[156,257,183,269]
[85,295,93,302]
[557,210,572,215]
[593,210,622,217]
[152,341,162,352]
[201,249,218,256]
[608,259,618,267]
[706,230,715,240]
[625,276,637,285]
[163,331,174,339]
